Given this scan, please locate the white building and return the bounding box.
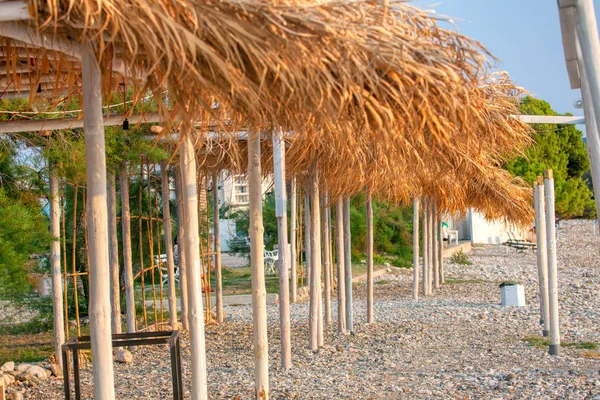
[447,209,531,245]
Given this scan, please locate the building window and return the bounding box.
[236,194,249,203]
[237,185,248,194]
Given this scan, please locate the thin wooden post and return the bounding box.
[160,162,178,328]
[304,192,312,290]
[212,171,224,323]
[322,193,332,325]
[544,169,561,355]
[119,164,136,333]
[534,177,550,337]
[308,161,323,350]
[366,193,374,323]
[290,177,298,303]
[335,198,346,334]
[272,130,291,368]
[412,199,419,300]
[248,131,269,398]
[107,172,121,335]
[49,168,65,366]
[175,167,189,330]
[82,43,115,400]
[438,217,444,285]
[343,196,353,332]
[421,198,428,296]
[179,131,208,399]
[432,203,440,290]
[427,200,434,295]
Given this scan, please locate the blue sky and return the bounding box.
[415,1,598,119]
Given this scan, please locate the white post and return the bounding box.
[343,196,353,331]
[272,130,291,368]
[160,162,178,329]
[107,172,121,335]
[49,168,65,366]
[248,131,269,397]
[322,194,332,325]
[290,177,298,302]
[335,198,346,334]
[175,167,189,330]
[544,169,561,355]
[421,199,428,296]
[534,177,550,337]
[366,193,374,324]
[412,198,419,300]
[179,132,208,399]
[308,161,322,350]
[432,203,440,290]
[212,171,223,323]
[82,44,115,400]
[119,165,136,333]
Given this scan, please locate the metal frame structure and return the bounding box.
[61,330,183,400]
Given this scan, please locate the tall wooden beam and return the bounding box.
[174,167,189,331]
[343,197,353,332]
[544,169,561,356]
[534,177,550,337]
[212,171,224,324]
[290,177,298,303]
[119,164,136,333]
[82,43,115,400]
[49,167,65,366]
[335,198,346,334]
[106,172,121,335]
[366,193,374,323]
[412,198,419,300]
[161,162,178,329]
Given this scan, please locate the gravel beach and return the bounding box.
[20,220,600,399]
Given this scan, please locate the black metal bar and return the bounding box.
[175,338,183,400]
[170,339,180,400]
[62,346,70,400]
[73,349,81,400]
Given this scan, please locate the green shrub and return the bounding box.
[450,250,472,265]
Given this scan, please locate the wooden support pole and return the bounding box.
[160,162,178,329]
[107,172,122,335]
[322,193,332,325]
[290,177,298,303]
[438,216,444,285]
[534,177,550,337]
[412,199,419,300]
[248,132,269,398]
[544,169,561,355]
[175,167,189,331]
[180,132,209,399]
[343,196,353,332]
[212,171,224,324]
[335,198,346,334]
[49,167,65,366]
[304,192,312,290]
[308,161,322,350]
[119,164,136,333]
[427,200,434,295]
[366,193,374,323]
[272,130,291,368]
[421,199,429,296]
[432,203,440,290]
[82,43,115,400]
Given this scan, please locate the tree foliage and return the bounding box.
[505,97,595,218]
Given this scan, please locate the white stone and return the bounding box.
[13,364,30,374]
[0,362,14,372]
[500,284,526,307]
[115,348,133,363]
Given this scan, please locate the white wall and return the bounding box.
[219,219,236,252]
[469,209,527,245]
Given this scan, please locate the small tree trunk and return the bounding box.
[322,193,332,325]
[290,177,298,303]
[248,132,269,398]
[82,44,115,399]
[432,203,440,290]
[308,161,322,350]
[107,172,122,335]
[427,201,434,295]
[544,169,561,356]
[343,196,353,332]
[304,192,312,290]
[175,167,189,330]
[438,216,444,284]
[119,164,136,333]
[412,199,419,300]
[421,199,428,296]
[534,178,550,336]
[49,168,65,366]
[160,162,178,329]
[335,198,346,334]
[272,130,291,368]
[366,193,374,323]
[180,131,209,399]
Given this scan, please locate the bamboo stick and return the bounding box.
[412,198,419,300]
[139,161,148,328]
[544,169,561,355]
[272,130,291,368]
[247,132,269,398]
[366,193,374,323]
[180,132,208,399]
[335,198,346,334]
[107,172,122,335]
[120,164,136,333]
[82,43,115,400]
[290,177,298,303]
[343,196,353,332]
[146,162,159,330]
[49,167,65,366]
